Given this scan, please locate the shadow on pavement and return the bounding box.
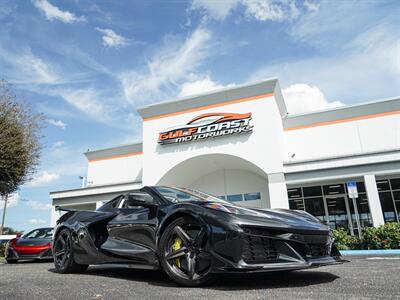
[48,266,339,290]
[5,259,53,264]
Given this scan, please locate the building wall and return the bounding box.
[142,95,285,183]
[284,113,400,162]
[87,154,143,186]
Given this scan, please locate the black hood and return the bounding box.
[199,201,329,233]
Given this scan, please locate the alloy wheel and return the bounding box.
[163,221,211,282]
[54,231,71,270]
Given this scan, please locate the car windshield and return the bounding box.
[154,186,229,204]
[23,228,53,239]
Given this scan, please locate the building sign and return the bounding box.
[158,112,254,145]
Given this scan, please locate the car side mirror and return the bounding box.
[125,193,157,208]
[16,232,22,238]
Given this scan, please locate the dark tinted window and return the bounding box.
[323,184,345,195]
[287,188,302,199]
[376,180,390,191]
[23,228,53,239]
[390,178,400,190]
[289,199,304,210]
[303,186,322,197]
[379,191,396,222]
[304,197,326,222]
[154,187,226,203]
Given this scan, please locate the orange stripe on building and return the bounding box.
[88,152,143,162]
[285,110,400,131]
[143,92,274,121]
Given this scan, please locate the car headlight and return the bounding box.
[203,203,232,213]
[202,203,264,217]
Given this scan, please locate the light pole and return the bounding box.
[79,176,86,188]
[0,194,8,235]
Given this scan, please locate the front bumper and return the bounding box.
[210,226,347,273]
[6,246,53,261]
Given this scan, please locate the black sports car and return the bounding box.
[53,186,345,286]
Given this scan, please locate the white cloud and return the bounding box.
[28,218,47,225]
[27,201,52,211]
[190,0,239,20]
[303,0,319,13]
[179,76,235,97]
[0,47,60,85]
[282,84,344,114]
[52,88,115,123]
[47,119,66,130]
[50,141,65,155]
[243,0,299,22]
[120,27,213,105]
[0,192,19,209]
[96,28,128,48]
[20,52,59,84]
[250,22,400,103]
[33,0,86,23]
[190,0,300,22]
[46,87,139,130]
[27,171,60,187]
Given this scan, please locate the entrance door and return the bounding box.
[325,195,355,234]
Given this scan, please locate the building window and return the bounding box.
[221,192,261,203]
[287,181,373,234]
[244,192,261,201]
[227,194,243,202]
[377,178,400,222]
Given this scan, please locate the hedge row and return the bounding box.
[0,243,6,257]
[333,222,400,250]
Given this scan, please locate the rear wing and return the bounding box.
[55,206,76,212]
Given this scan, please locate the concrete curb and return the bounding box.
[340,249,400,256]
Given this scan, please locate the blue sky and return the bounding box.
[0,0,399,232]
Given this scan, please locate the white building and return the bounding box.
[50,78,400,235]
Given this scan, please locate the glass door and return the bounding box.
[325,195,354,234]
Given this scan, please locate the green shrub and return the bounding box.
[0,243,6,257]
[332,228,361,250]
[333,223,400,250]
[362,222,400,249]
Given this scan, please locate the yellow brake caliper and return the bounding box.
[171,237,183,268]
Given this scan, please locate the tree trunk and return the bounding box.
[0,194,8,235]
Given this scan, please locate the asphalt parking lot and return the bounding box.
[0,255,399,300]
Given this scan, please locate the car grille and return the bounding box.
[289,242,330,258]
[305,243,330,257]
[241,226,331,260]
[242,235,278,264]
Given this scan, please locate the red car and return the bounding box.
[5,227,53,263]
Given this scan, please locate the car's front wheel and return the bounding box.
[6,258,17,264]
[159,217,213,286]
[53,228,88,273]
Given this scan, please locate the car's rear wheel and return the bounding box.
[6,259,17,264]
[159,217,213,286]
[53,228,88,273]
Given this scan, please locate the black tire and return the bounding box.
[159,217,213,286]
[6,259,17,264]
[53,228,89,274]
